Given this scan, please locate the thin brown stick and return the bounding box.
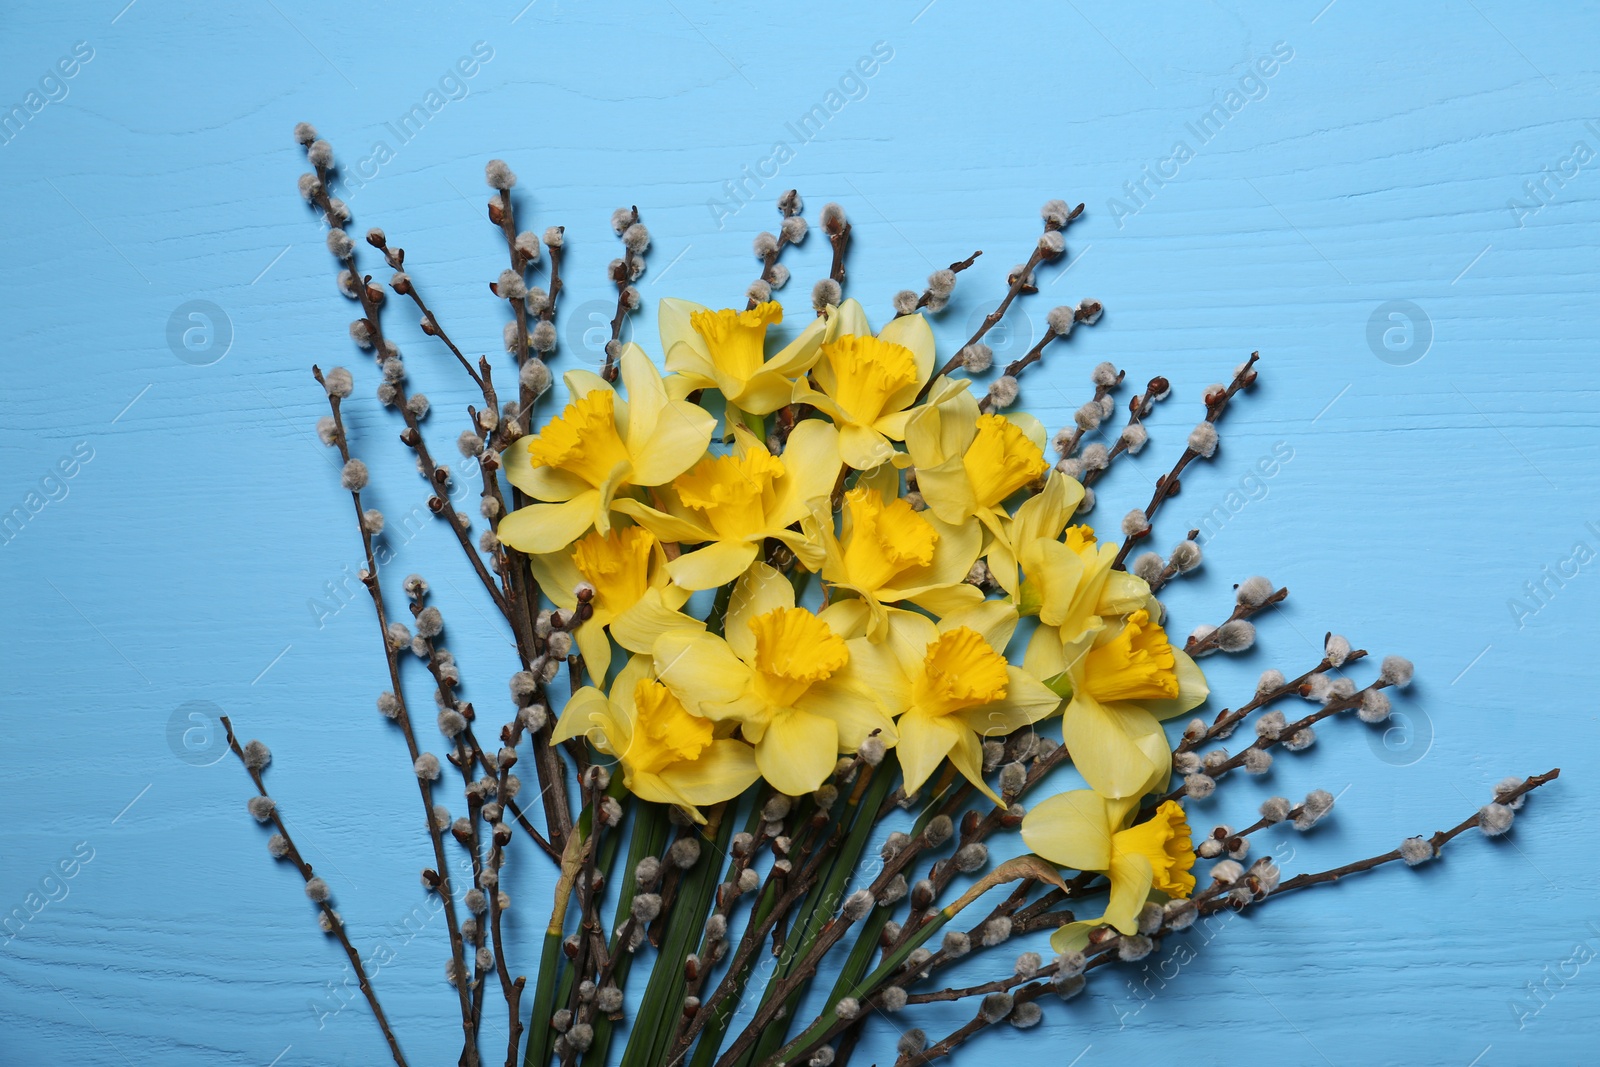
[220,717,409,1067]
[1111,353,1259,570]
[310,369,477,1061]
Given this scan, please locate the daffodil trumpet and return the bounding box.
[1021,791,1196,952]
[499,343,715,555]
[652,563,896,796]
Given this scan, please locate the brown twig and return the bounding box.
[920,203,1083,402]
[905,250,982,315]
[1111,353,1260,570]
[310,367,478,1062]
[220,717,409,1067]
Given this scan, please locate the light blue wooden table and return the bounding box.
[3,2,1596,1064]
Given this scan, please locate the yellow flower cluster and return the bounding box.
[503,296,1204,941]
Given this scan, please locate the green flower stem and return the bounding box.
[522,929,566,1067]
[582,797,671,1067]
[619,804,734,1067]
[726,762,898,1067]
[525,773,626,1067]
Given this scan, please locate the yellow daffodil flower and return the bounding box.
[658,299,830,416]
[789,300,937,470]
[985,471,1084,600]
[499,344,715,555]
[1018,523,1159,652]
[842,601,1060,806]
[614,420,840,591]
[528,525,704,682]
[651,564,895,796]
[904,377,1051,540]
[1021,792,1195,951]
[815,482,983,643]
[1029,608,1207,799]
[552,655,759,823]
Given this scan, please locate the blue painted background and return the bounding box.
[3,2,1597,1064]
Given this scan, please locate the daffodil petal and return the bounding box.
[502,437,588,501]
[798,678,896,751]
[1105,852,1156,934]
[829,298,871,341]
[946,727,1003,807]
[574,619,613,686]
[630,400,716,486]
[497,493,600,555]
[769,419,841,526]
[1060,694,1167,800]
[765,313,829,377]
[611,497,716,545]
[838,634,913,711]
[611,588,704,655]
[876,310,935,396]
[939,599,1019,652]
[1021,789,1116,871]
[551,686,613,746]
[659,298,712,366]
[1140,649,1210,720]
[896,710,961,797]
[666,539,761,591]
[1023,624,1070,681]
[654,630,752,715]
[756,709,839,795]
[958,667,1061,737]
[660,739,762,806]
[838,423,895,471]
[737,370,799,416]
[909,455,977,526]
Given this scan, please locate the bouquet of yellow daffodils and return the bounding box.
[222,124,1558,1067]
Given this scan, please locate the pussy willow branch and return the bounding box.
[1112,352,1259,570]
[826,213,852,287]
[749,193,804,310]
[1184,582,1289,656]
[756,743,1071,1067]
[310,369,477,1058]
[602,206,644,381]
[480,181,579,852]
[1176,647,1367,756]
[1081,376,1168,493]
[922,202,1083,399]
[977,300,1104,414]
[220,716,409,1067]
[1260,769,1561,898]
[672,774,879,1058]
[304,157,510,625]
[411,607,491,1036]
[1054,365,1125,456]
[892,769,1561,1066]
[904,250,982,315]
[488,750,525,1067]
[1161,673,1395,805]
